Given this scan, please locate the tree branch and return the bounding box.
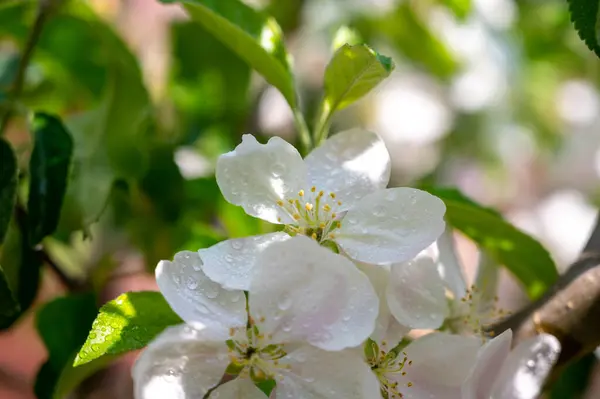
[485,213,600,380]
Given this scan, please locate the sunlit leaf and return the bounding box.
[27,113,73,245]
[567,0,600,57]
[428,187,558,298]
[160,0,297,108]
[75,291,182,367]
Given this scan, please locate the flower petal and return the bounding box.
[156,251,247,337]
[199,233,289,291]
[276,345,380,399]
[491,333,561,399]
[132,324,230,399]
[462,330,512,399]
[355,262,410,344]
[249,236,378,351]
[390,332,481,399]
[216,134,307,224]
[386,257,448,329]
[304,129,391,210]
[208,379,266,399]
[336,187,446,264]
[436,226,467,298]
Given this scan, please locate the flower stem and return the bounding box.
[292,108,312,154]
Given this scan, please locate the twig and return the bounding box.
[0,0,54,134]
[485,212,600,381]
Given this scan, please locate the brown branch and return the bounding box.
[485,214,600,381]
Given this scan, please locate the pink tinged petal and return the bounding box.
[199,233,290,291]
[462,329,512,399]
[216,134,307,224]
[132,324,230,399]
[491,334,561,399]
[304,129,391,210]
[209,379,266,399]
[276,345,381,399]
[156,251,247,338]
[386,257,449,329]
[248,236,379,351]
[336,188,446,265]
[391,333,481,398]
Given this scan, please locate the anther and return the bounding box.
[305,203,313,211]
[298,190,305,197]
[311,233,317,240]
[331,213,337,219]
[276,200,284,206]
[293,214,301,220]
[323,204,331,212]
[311,186,316,192]
[330,192,336,199]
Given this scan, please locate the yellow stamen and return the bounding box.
[311,186,316,192]
[298,190,305,197]
[293,214,301,220]
[323,204,331,212]
[305,203,314,211]
[276,200,284,206]
[311,233,317,240]
[330,192,336,199]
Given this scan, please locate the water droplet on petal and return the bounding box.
[272,162,286,177]
[186,276,198,290]
[278,294,293,310]
[230,240,244,250]
[373,205,386,217]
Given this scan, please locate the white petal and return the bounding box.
[491,334,561,399]
[336,188,446,264]
[199,233,290,291]
[436,226,467,298]
[276,345,381,399]
[304,129,391,209]
[216,134,307,224]
[132,324,230,399]
[209,379,266,399]
[355,262,410,344]
[392,332,480,399]
[462,330,512,399]
[156,251,247,337]
[386,257,449,329]
[249,236,378,351]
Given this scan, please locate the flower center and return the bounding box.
[226,320,289,381]
[367,341,413,399]
[276,186,343,243]
[448,285,507,337]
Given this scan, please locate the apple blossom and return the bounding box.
[134,236,380,399]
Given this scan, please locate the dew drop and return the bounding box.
[272,162,286,177]
[373,205,386,217]
[282,321,293,332]
[278,294,293,310]
[230,240,244,250]
[225,254,234,263]
[230,292,242,303]
[186,276,198,290]
[342,315,351,322]
[205,285,219,299]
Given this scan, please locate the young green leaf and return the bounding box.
[0,138,17,244]
[0,264,20,329]
[568,0,600,57]
[324,44,393,113]
[27,113,74,245]
[74,291,182,367]
[428,187,558,299]
[159,0,297,108]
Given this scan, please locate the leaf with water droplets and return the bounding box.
[74,291,182,367]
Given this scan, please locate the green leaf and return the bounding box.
[440,0,472,20]
[34,293,98,399]
[75,291,182,367]
[428,187,558,299]
[323,44,393,114]
[27,113,74,245]
[0,264,20,329]
[0,138,17,244]
[160,0,297,108]
[568,0,600,57]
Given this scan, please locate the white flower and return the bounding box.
[358,257,449,344]
[205,129,446,290]
[134,236,381,399]
[367,330,561,399]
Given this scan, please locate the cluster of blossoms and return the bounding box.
[133,130,561,399]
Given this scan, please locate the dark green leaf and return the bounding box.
[323,44,393,114]
[75,291,182,366]
[27,113,73,245]
[430,187,558,298]
[568,0,600,57]
[160,0,297,108]
[0,138,17,244]
[35,293,97,399]
[0,264,20,329]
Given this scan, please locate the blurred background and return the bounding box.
[1,0,600,397]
